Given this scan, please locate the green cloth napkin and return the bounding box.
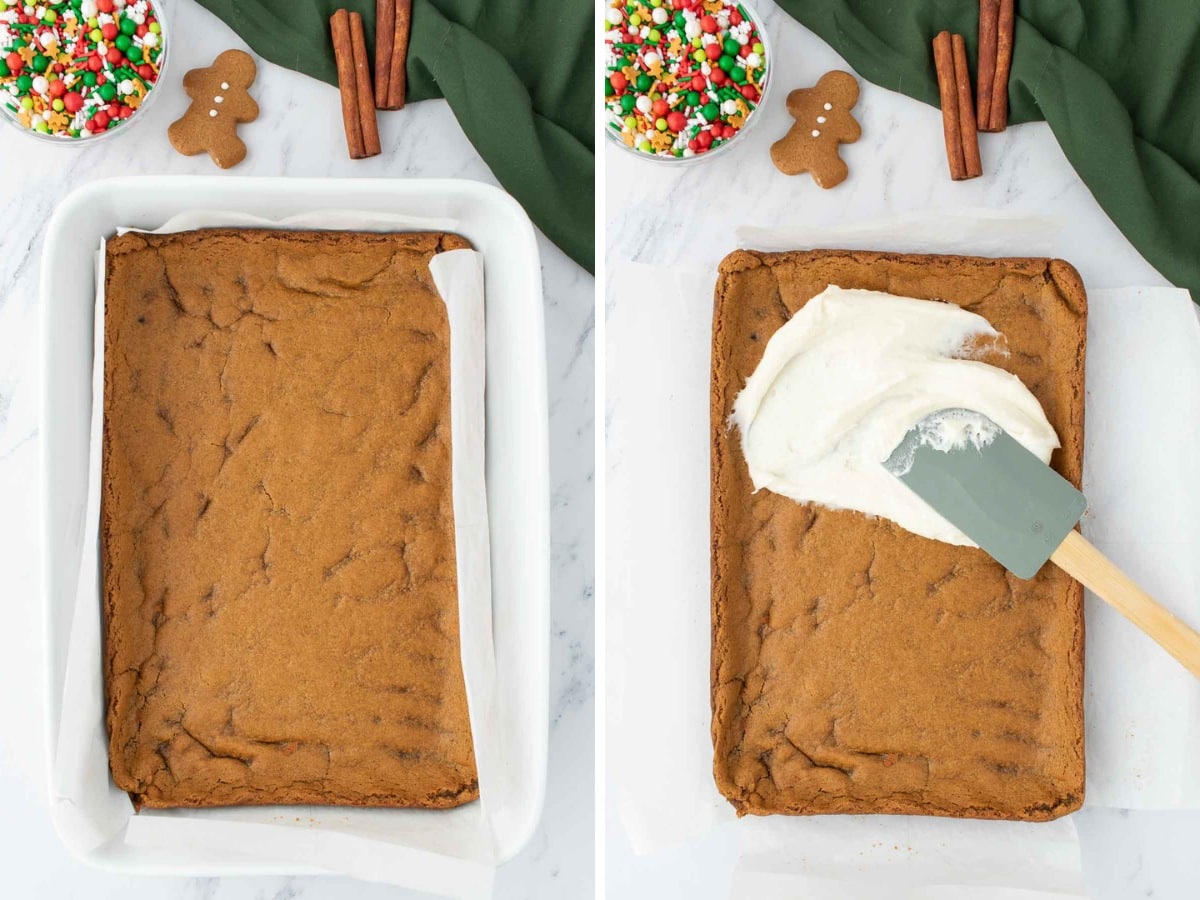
[776,0,1200,302]
[194,0,594,272]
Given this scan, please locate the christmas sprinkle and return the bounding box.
[604,0,768,158]
[0,0,164,140]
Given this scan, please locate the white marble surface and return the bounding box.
[605,2,1200,897]
[0,0,593,897]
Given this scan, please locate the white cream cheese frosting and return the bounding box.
[731,286,1060,546]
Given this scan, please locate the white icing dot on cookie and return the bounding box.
[824,102,833,110]
[209,109,218,117]
[221,82,230,90]
[215,96,224,103]
[817,116,827,123]
[812,129,820,137]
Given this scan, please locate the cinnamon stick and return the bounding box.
[988,0,1014,131]
[976,0,999,130]
[330,9,366,159]
[375,0,395,109]
[350,12,382,157]
[953,34,983,178]
[932,31,966,180]
[386,0,413,110]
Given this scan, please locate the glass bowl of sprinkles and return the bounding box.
[0,0,168,143]
[604,0,771,163]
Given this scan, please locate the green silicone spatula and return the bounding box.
[883,408,1200,679]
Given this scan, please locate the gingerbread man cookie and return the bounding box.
[168,50,259,169]
[769,71,861,189]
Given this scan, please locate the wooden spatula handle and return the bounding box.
[1051,530,1200,679]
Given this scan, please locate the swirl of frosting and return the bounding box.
[732,286,1059,545]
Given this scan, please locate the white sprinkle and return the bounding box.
[817,116,826,123]
[812,129,820,137]
[652,7,668,24]
[824,102,832,110]
[221,82,230,90]
[214,95,223,103]
[605,8,621,24]
[209,109,218,117]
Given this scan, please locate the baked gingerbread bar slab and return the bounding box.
[711,250,1086,820]
[102,229,478,809]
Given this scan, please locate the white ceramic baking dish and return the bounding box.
[39,176,549,880]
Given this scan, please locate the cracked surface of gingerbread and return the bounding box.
[101,229,477,809]
[711,250,1086,820]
